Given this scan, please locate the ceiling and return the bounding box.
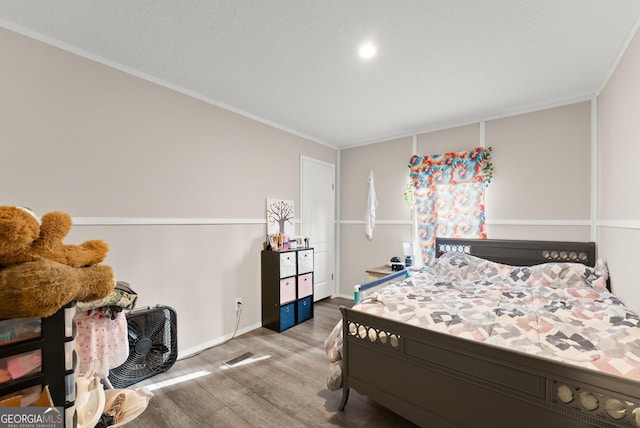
[1,1,640,148]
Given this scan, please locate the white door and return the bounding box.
[300,156,335,301]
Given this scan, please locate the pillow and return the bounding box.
[590,259,610,289]
[434,252,512,283]
[526,260,609,290]
[436,252,609,290]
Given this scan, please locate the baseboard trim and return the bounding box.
[178,321,262,360]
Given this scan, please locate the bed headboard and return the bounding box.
[435,238,596,267]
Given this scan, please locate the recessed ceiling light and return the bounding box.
[358,42,377,59]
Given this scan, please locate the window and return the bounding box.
[408,147,491,265]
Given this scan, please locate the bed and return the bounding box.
[326,238,640,428]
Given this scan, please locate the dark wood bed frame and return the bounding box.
[338,238,640,428]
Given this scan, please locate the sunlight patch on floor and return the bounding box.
[145,369,211,391]
[220,354,271,369]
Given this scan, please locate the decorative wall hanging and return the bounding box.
[266,198,295,237]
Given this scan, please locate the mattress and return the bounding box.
[325,252,640,389]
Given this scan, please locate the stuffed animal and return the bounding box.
[0,206,109,268]
[0,258,115,318]
[0,206,116,318]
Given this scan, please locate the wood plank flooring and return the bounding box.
[131,297,418,427]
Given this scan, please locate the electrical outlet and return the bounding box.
[234,297,243,312]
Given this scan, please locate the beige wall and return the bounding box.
[416,123,480,154]
[484,102,592,240]
[0,28,337,355]
[338,103,593,296]
[339,137,413,294]
[5,19,638,352]
[597,25,640,312]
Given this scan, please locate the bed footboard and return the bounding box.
[340,307,640,428]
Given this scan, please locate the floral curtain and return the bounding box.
[409,147,489,265]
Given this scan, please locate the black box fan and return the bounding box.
[108,305,178,388]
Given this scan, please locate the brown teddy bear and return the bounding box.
[0,259,115,318]
[0,206,109,268]
[0,206,116,318]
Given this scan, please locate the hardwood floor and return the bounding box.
[131,297,418,427]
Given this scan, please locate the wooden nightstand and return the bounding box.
[365,264,393,281]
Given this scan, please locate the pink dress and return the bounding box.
[74,308,129,379]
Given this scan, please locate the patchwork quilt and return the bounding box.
[324,253,640,390]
